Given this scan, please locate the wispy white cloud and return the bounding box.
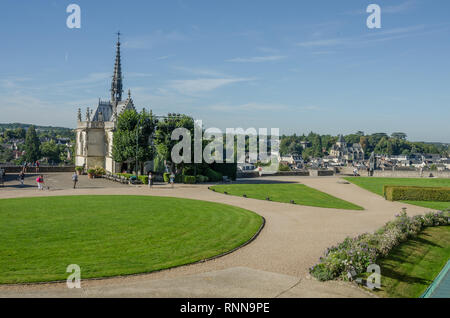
[383,0,418,13]
[172,66,225,77]
[296,24,434,49]
[296,38,343,48]
[226,55,287,63]
[168,78,253,95]
[0,76,32,89]
[346,0,418,15]
[207,103,321,113]
[123,30,188,49]
[155,55,174,60]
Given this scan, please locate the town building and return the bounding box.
[329,135,364,162]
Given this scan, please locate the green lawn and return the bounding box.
[0,195,263,284]
[344,177,450,210]
[210,184,363,210]
[368,226,450,298]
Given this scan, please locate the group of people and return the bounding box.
[21,161,40,173]
[17,168,46,190]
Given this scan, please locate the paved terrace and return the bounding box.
[0,173,431,298]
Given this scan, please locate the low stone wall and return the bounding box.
[339,166,450,178]
[237,169,333,178]
[369,170,450,178]
[237,171,260,178]
[274,171,309,177]
[1,166,76,174]
[309,169,335,177]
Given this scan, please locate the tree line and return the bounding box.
[280,131,448,159]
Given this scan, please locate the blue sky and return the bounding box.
[1,0,449,142]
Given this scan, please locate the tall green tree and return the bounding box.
[23,125,41,162]
[112,109,157,174]
[154,114,195,171]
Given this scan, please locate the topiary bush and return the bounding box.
[183,175,196,184]
[196,175,209,183]
[138,175,148,184]
[163,172,170,183]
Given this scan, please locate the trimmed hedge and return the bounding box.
[196,175,209,183]
[163,172,170,183]
[139,175,148,184]
[183,175,196,184]
[384,185,450,202]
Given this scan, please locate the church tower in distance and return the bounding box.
[75,33,136,173]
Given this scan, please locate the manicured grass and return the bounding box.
[369,226,450,298]
[0,195,263,284]
[210,184,363,210]
[344,177,450,210]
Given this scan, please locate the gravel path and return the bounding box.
[0,174,431,297]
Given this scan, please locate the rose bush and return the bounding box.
[310,210,449,281]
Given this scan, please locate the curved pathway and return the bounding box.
[0,174,431,297]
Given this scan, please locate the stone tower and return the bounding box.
[75,33,135,173]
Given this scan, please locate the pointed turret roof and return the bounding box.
[111,32,123,103]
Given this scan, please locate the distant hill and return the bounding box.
[0,123,73,131]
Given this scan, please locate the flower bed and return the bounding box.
[310,210,450,281]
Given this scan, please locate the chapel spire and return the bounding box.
[111,32,123,103]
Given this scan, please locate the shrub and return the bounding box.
[310,210,449,281]
[75,166,83,172]
[196,175,209,183]
[175,174,183,183]
[183,175,196,184]
[163,172,170,183]
[278,163,291,172]
[116,173,133,179]
[87,168,95,175]
[94,166,106,176]
[138,175,148,184]
[384,185,450,202]
[206,168,223,182]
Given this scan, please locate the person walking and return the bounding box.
[148,171,153,188]
[19,171,25,186]
[258,166,263,177]
[169,172,175,188]
[72,171,78,189]
[35,160,40,173]
[36,175,44,190]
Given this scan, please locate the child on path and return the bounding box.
[19,171,25,186]
[36,175,45,190]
